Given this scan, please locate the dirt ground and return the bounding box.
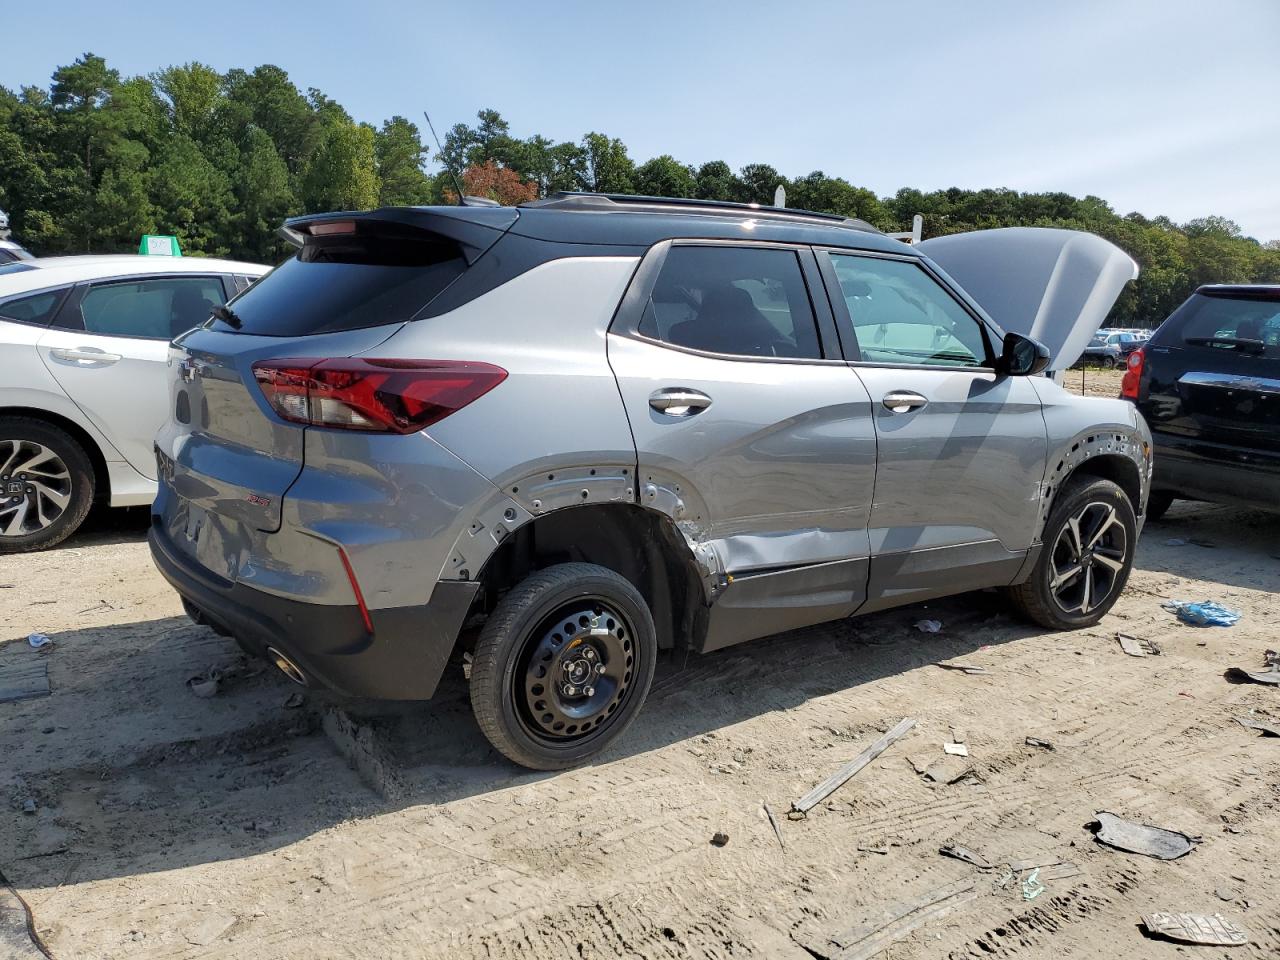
[3,370,1278,959]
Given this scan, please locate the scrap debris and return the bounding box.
[0,867,52,959]
[913,619,942,633]
[1116,632,1161,657]
[793,878,977,960]
[943,742,969,757]
[1235,716,1280,737]
[1024,736,1055,750]
[710,831,729,847]
[1021,868,1046,901]
[26,634,52,651]
[1090,811,1196,860]
[1162,599,1241,627]
[1227,650,1280,686]
[1141,912,1248,947]
[791,718,916,815]
[186,669,222,699]
[934,661,988,675]
[0,660,50,705]
[762,803,785,850]
[939,844,991,869]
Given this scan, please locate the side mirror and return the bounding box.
[999,331,1051,376]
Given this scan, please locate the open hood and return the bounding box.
[917,227,1139,371]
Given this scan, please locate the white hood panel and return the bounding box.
[917,227,1139,371]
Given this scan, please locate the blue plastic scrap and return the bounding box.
[1161,600,1241,627]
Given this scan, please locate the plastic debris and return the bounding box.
[943,742,969,757]
[1235,716,1280,737]
[26,633,52,650]
[186,668,222,699]
[1227,650,1280,686]
[1090,811,1196,860]
[1021,868,1046,900]
[914,619,942,633]
[1117,632,1161,657]
[1161,599,1241,627]
[1141,912,1248,946]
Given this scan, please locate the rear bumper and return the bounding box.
[1152,434,1280,511]
[149,521,479,699]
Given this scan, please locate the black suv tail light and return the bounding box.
[1120,347,1144,400]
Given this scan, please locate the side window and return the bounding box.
[79,276,227,340]
[637,246,822,359]
[828,253,989,367]
[0,288,67,326]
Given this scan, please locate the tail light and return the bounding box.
[1120,347,1144,400]
[252,358,507,433]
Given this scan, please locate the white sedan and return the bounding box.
[0,254,269,551]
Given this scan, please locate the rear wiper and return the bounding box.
[1185,336,1265,354]
[211,305,242,329]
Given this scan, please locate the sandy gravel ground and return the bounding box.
[3,381,1278,959]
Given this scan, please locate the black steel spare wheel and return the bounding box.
[470,562,657,770]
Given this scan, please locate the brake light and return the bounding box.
[1120,347,1144,400]
[252,358,507,433]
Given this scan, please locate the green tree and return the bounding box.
[694,161,740,201]
[234,126,295,260]
[153,62,222,144]
[301,117,378,212]
[578,132,634,193]
[375,116,433,206]
[633,155,696,198]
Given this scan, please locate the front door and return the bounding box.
[818,249,1048,610]
[37,274,229,479]
[608,242,877,649]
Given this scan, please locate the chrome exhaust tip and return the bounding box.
[266,647,308,686]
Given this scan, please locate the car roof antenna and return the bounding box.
[423,109,467,207]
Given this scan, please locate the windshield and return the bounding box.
[1178,294,1280,357]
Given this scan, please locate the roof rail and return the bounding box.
[521,192,878,232]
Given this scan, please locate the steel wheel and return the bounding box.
[517,599,636,742]
[0,440,74,538]
[1049,500,1128,615]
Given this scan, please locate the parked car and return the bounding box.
[0,255,268,551]
[1082,329,1144,367]
[1122,283,1279,518]
[0,240,34,264]
[150,197,1150,769]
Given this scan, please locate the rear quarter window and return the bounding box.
[221,230,466,337]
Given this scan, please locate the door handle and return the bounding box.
[882,390,928,413]
[49,346,122,367]
[649,388,712,417]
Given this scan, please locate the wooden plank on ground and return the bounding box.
[0,660,50,704]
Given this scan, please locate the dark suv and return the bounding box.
[1123,284,1279,518]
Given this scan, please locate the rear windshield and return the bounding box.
[1173,294,1280,359]
[215,230,466,336]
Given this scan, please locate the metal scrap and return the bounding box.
[1227,650,1280,686]
[935,661,987,675]
[939,844,991,869]
[1235,716,1280,737]
[1024,736,1055,750]
[1090,811,1196,860]
[1141,912,1248,947]
[791,718,916,814]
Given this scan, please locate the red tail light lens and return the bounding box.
[1120,347,1144,400]
[252,358,507,433]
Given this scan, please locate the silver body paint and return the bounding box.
[152,221,1151,677]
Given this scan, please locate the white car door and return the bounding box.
[36,274,229,479]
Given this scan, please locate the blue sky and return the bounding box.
[6,0,1279,240]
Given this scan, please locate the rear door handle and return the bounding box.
[49,346,122,367]
[882,390,928,413]
[649,388,712,417]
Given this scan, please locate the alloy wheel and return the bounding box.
[518,599,637,741]
[0,440,74,537]
[1049,500,1129,615]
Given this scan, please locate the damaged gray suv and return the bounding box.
[150,194,1151,769]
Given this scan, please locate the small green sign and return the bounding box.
[139,234,182,257]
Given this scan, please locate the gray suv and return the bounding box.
[150,195,1152,769]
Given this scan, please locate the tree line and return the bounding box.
[3,54,1277,327]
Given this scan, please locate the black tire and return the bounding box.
[0,417,95,554]
[470,562,657,770]
[1102,355,1117,369]
[1005,476,1137,630]
[1145,489,1175,521]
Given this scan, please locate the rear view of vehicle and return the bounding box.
[1123,285,1280,517]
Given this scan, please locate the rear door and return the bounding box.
[816,249,1048,609]
[607,241,877,649]
[36,273,232,478]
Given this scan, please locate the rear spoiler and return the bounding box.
[279,206,520,265]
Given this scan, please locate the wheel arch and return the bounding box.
[469,503,707,652]
[0,405,111,502]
